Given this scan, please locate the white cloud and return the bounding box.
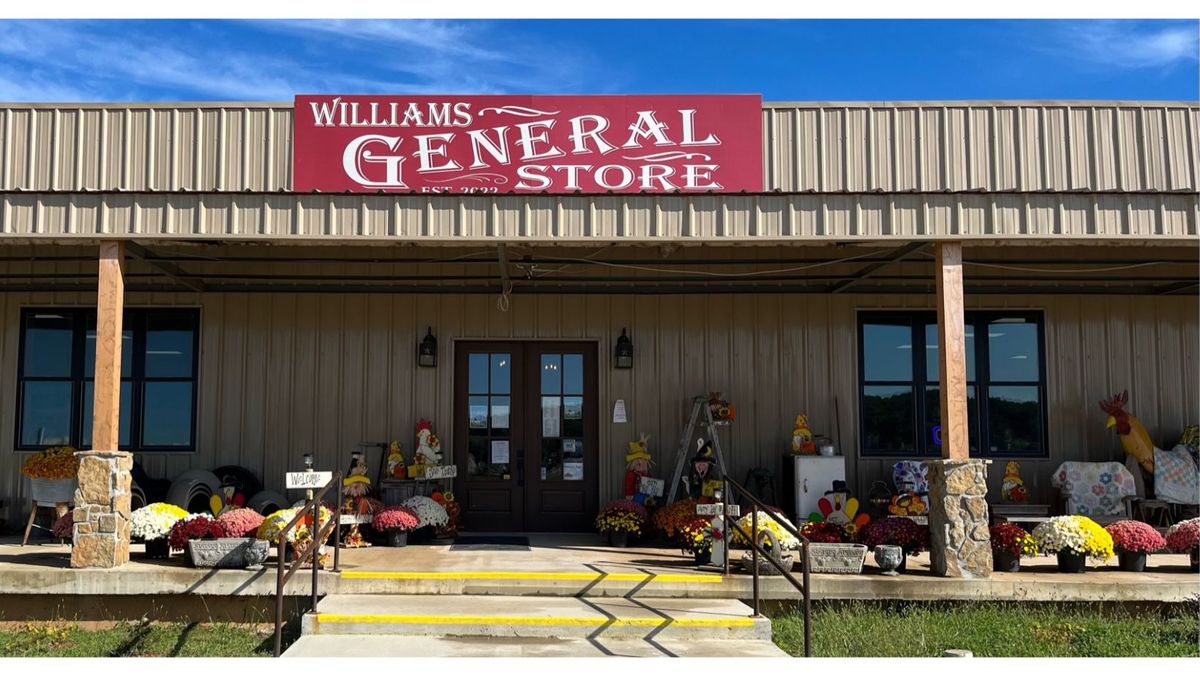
[0,19,603,102]
[1055,20,1198,70]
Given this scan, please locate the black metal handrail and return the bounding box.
[273,472,342,657]
[721,476,812,657]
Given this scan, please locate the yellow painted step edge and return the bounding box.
[315,613,755,628]
[339,570,722,583]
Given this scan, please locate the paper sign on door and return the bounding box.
[564,462,584,481]
[491,440,510,464]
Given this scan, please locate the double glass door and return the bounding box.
[453,341,597,532]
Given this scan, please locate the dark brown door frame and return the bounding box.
[452,339,599,532]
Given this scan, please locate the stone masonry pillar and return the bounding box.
[71,450,133,568]
[927,459,992,577]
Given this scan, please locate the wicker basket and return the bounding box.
[804,543,868,574]
[30,478,77,505]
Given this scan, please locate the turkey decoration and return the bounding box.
[1099,390,1155,472]
[807,481,870,537]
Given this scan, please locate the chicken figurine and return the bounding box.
[1000,461,1028,503]
[1099,390,1155,472]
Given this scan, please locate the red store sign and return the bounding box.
[293,94,762,194]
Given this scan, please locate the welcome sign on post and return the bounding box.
[293,95,763,194]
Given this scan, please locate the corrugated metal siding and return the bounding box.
[3,248,1197,524]
[2,192,1195,240]
[0,102,1195,194]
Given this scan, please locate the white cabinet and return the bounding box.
[782,455,846,522]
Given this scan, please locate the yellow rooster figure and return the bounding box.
[1099,390,1155,473]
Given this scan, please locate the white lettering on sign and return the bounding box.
[696,503,741,517]
[339,514,373,525]
[286,471,334,490]
[423,465,458,480]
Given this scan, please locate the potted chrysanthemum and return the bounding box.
[372,507,420,547]
[168,513,227,565]
[215,508,265,538]
[989,523,1038,572]
[1165,517,1199,571]
[401,496,449,543]
[677,516,714,565]
[130,502,189,559]
[20,446,79,505]
[1105,520,1167,572]
[595,499,649,547]
[1032,515,1114,573]
[859,518,930,573]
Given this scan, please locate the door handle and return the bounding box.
[803,478,808,493]
[516,449,525,487]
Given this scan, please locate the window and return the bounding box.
[16,308,199,452]
[858,311,1046,458]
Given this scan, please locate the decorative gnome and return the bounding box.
[792,414,816,454]
[1001,461,1028,502]
[623,434,657,506]
[684,440,722,502]
[386,440,407,480]
[415,418,443,467]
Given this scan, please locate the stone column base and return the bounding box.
[926,459,992,578]
[71,450,133,569]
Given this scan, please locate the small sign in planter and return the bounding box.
[804,543,868,574]
[187,538,270,569]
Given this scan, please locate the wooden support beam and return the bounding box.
[92,241,125,452]
[935,241,969,460]
[125,241,206,292]
[829,242,927,293]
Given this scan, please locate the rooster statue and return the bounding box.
[1099,390,1155,472]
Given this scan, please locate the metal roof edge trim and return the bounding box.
[1,99,1197,110]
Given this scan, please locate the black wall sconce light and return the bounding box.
[418,327,437,367]
[614,328,634,369]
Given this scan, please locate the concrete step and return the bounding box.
[302,594,770,641]
[284,634,790,658]
[335,568,729,598]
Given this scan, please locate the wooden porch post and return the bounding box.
[72,240,134,568]
[92,240,125,451]
[934,241,968,459]
[927,240,991,578]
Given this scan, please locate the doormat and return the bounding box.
[449,535,531,551]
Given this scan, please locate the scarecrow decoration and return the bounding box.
[623,434,658,506]
[684,439,722,502]
[342,451,374,547]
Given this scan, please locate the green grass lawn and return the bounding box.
[772,601,1200,657]
[0,621,278,657]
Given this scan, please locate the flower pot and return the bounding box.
[1189,548,1198,572]
[693,549,712,566]
[30,478,77,504]
[144,538,170,559]
[387,530,409,548]
[993,550,1021,573]
[1056,550,1087,573]
[1116,549,1147,573]
[608,531,630,548]
[874,545,904,575]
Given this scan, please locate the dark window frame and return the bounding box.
[857,310,1048,459]
[15,307,200,453]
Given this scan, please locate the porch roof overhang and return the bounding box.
[0,190,1196,244]
[1,240,1196,297]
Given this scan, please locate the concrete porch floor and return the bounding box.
[2,532,1197,605]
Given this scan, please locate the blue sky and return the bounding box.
[0,19,1196,102]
